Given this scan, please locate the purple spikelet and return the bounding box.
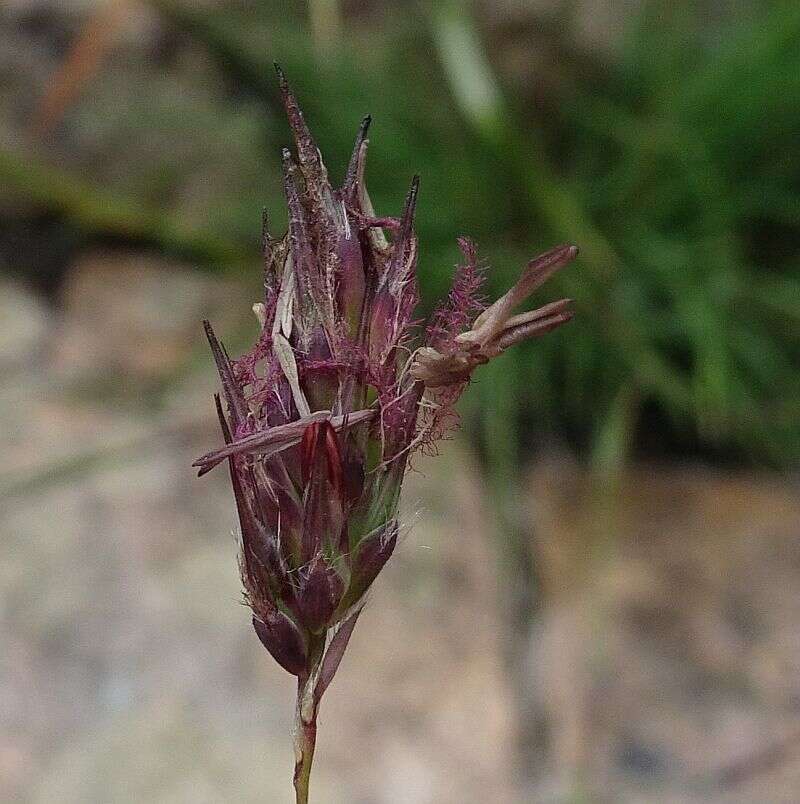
[193,68,578,803]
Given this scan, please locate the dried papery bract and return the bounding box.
[193,66,578,804]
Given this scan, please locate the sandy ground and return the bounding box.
[1,261,516,804]
[2,261,800,802]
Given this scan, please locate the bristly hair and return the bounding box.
[425,237,486,352]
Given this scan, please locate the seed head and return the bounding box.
[194,68,578,681]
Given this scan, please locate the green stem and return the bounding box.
[0,146,246,268]
[293,691,317,804]
[293,636,325,804]
[308,0,342,55]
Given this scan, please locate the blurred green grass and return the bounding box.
[3,0,799,473]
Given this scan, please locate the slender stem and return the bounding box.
[293,636,324,804]
[293,695,317,804]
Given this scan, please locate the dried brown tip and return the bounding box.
[387,175,419,268]
[274,62,324,177]
[203,320,247,428]
[343,115,372,199]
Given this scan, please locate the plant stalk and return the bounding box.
[293,639,323,804]
[293,705,317,804]
[293,675,318,804]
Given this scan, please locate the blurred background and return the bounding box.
[2,0,799,801]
